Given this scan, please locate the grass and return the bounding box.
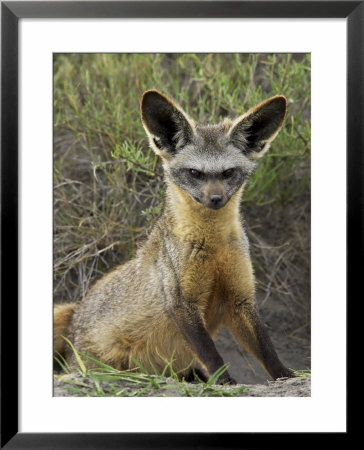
[54,372,250,397]
[54,340,250,397]
[54,53,310,304]
[54,339,310,397]
[292,368,311,378]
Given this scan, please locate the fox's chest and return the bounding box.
[174,235,255,334]
[180,239,253,297]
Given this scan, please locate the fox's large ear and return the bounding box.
[141,90,195,158]
[228,96,287,160]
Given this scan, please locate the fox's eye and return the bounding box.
[189,169,203,179]
[222,168,235,179]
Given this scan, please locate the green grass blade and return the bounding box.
[62,336,87,376]
[206,363,230,386]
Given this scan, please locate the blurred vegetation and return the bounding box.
[54,53,310,305]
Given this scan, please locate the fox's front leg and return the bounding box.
[229,299,294,380]
[168,300,236,384]
[159,239,234,384]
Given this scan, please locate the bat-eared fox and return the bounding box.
[54,90,294,384]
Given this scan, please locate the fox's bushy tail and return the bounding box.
[54,303,77,357]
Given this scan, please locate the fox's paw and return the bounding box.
[275,367,296,380]
[217,372,237,385]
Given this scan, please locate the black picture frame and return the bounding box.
[1,1,359,448]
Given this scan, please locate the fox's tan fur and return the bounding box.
[53,303,77,357]
[54,90,293,383]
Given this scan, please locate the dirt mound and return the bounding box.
[53,374,310,397]
[244,376,310,397]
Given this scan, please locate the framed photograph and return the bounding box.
[2,1,359,448]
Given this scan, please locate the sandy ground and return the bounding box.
[53,374,310,397]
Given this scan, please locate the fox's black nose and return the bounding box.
[210,195,223,205]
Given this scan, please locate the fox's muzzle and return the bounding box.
[201,181,228,210]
